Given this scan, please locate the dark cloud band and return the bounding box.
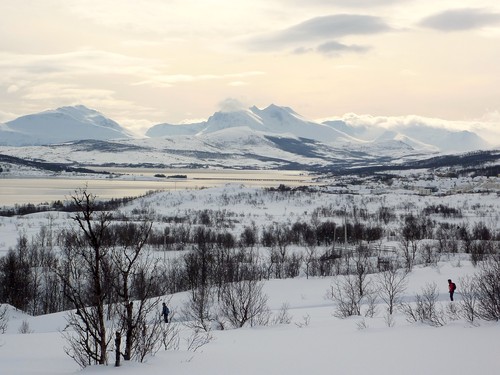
[247,14,390,51]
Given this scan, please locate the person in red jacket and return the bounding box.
[448,279,456,301]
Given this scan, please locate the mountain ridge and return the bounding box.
[0,104,494,170]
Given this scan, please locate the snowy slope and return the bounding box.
[252,104,357,143]
[374,130,439,153]
[1,105,133,146]
[146,121,205,137]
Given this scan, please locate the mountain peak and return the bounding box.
[2,105,132,146]
[264,103,298,114]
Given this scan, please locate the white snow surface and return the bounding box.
[0,262,499,375]
[0,183,500,374]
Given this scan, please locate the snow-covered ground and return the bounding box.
[1,181,499,374]
[1,261,499,375]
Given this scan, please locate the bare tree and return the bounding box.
[327,275,363,318]
[399,214,424,271]
[59,190,170,367]
[108,220,162,361]
[351,245,372,298]
[376,265,409,315]
[304,244,317,279]
[59,189,113,367]
[219,278,269,328]
[182,285,217,332]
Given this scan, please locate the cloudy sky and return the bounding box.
[1,0,500,138]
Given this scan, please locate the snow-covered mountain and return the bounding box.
[322,118,490,153]
[147,104,357,144]
[0,105,133,146]
[0,104,493,170]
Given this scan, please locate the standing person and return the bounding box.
[162,302,170,323]
[448,279,456,301]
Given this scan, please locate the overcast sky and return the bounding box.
[1,0,500,138]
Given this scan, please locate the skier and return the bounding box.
[162,302,170,323]
[448,279,456,301]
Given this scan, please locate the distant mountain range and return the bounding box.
[0,104,494,170]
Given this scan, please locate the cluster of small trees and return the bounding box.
[326,255,500,326]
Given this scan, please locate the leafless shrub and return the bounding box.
[326,275,362,318]
[185,328,213,352]
[18,319,33,334]
[271,303,292,325]
[0,305,8,334]
[162,319,180,351]
[445,302,460,321]
[364,289,378,318]
[294,314,310,328]
[132,310,165,363]
[384,312,396,328]
[400,282,446,327]
[356,318,369,330]
[458,275,480,324]
[476,256,500,321]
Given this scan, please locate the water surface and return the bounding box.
[0,168,314,206]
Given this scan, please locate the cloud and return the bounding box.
[22,83,115,102]
[420,8,500,31]
[7,85,20,93]
[133,71,264,88]
[321,113,500,144]
[217,98,249,113]
[285,0,409,7]
[0,50,164,87]
[316,40,370,56]
[294,40,369,56]
[246,14,390,52]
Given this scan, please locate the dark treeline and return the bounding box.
[1,195,499,317]
[0,191,159,217]
[0,191,498,322]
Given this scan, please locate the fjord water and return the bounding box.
[0,169,313,206]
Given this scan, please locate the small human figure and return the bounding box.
[448,279,456,301]
[162,302,170,323]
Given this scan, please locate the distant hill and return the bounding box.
[0,105,133,146]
